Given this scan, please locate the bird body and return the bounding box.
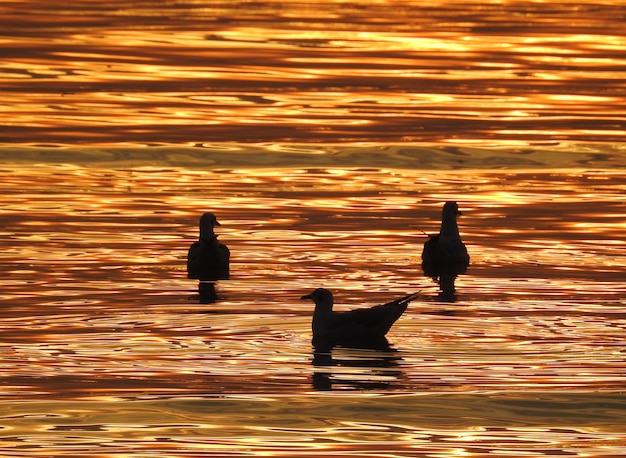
[421,202,469,300]
[187,212,230,281]
[302,288,418,345]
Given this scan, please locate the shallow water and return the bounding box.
[2,0,626,456]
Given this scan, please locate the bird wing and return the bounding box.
[421,235,441,276]
[380,292,421,308]
[422,235,469,275]
[324,292,418,338]
[187,241,203,279]
[187,239,230,280]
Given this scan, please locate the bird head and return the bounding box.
[301,288,334,311]
[443,201,462,216]
[199,212,221,239]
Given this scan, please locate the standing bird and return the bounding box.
[421,201,470,300]
[187,213,230,296]
[301,288,419,346]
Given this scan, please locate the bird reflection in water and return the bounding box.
[301,288,417,390]
[312,339,404,391]
[196,282,219,304]
[421,202,470,302]
[187,212,230,303]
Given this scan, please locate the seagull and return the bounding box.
[301,288,419,345]
[187,212,230,282]
[421,201,469,300]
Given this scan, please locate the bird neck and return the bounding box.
[312,303,333,335]
[440,214,460,239]
[200,222,216,238]
[314,302,333,315]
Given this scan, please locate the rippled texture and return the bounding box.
[1,145,625,456]
[1,0,625,143]
[2,0,626,456]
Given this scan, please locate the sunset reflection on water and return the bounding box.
[2,0,626,143]
[2,0,626,456]
[1,152,625,455]
[2,156,624,378]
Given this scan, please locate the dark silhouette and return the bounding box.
[197,282,218,304]
[311,338,403,391]
[301,288,419,346]
[421,201,470,301]
[187,213,230,297]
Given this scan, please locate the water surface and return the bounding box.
[1,146,625,456]
[1,0,625,143]
[1,0,626,456]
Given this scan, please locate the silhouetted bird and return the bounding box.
[301,288,419,345]
[421,201,469,300]
[187,212,230,282]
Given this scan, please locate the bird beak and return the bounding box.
[301,293,312,300]
[214,219,221,226]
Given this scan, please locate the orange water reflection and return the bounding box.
[1,0,625,143]
[1,159,624,392]
[1,154,626,455]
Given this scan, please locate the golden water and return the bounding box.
[1,0,626,456]
[1,0,625,143]
[2,152,625,456]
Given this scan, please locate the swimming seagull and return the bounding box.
[421,201,470,300]
[301,288,419,345]
[187,212,230,284]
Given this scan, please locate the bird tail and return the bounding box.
[373,292,420,336]
[384,291,421,308]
